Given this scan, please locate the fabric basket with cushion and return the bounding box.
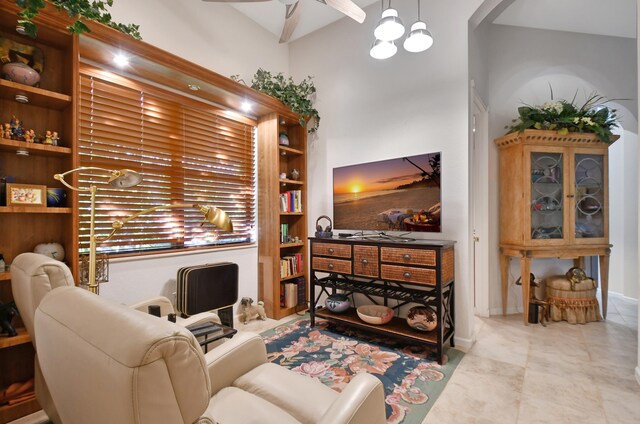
[546,275,602,324]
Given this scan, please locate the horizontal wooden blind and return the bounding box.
[78,72,256,254]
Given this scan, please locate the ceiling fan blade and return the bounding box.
[279,1,303,44]
[319,0,366,23]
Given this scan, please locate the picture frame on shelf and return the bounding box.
[6,183,46,206]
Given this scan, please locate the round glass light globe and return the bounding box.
[374,8,405,41]
[370,39,397,60]
[403,22,433,53]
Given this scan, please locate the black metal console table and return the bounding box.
[309,236,455,364]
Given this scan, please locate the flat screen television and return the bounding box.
[333,152,441,233]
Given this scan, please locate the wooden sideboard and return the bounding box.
[309,237,455,364]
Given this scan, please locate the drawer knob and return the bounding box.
[403,254,411,260]
[362,259,368,265]
[328,263,334,269]
[403,272,411,278]
[328,248,334,254]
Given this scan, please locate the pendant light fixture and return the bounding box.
[403,0,433,53]
[373,0,405,42]
[369,39,397,60]
[370,0,434,60]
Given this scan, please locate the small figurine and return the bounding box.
[24,129,35,143]
[10,116,24,141]
[2,123,10,139]
[51,131,59,146]
[43,130,53,145]
[0,300,18,337]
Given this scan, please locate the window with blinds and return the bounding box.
[78,70,256,255]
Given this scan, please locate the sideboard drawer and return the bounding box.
[312,257,352,274]
[312,242,352,258]
[353,245,379,277]
[380,247,436,266]
[381,264,436,286]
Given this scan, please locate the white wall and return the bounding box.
[98,0,286,308]
[109,0,288,82]
[636,0,640,387]
[484,24,638,312]
[289,0,485,346]
[100,246,257,306]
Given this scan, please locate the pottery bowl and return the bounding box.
[3,62,40,86]
[406,306,438,331]
[357,305,393,325]
[325,293,350,313]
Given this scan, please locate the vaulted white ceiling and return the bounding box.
[493,0,636,39]
[217,0,636,43]
[229,0,378,43]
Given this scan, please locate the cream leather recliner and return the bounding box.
[10,252,76,424]
[35,286,387,424]
[10,252,222,423]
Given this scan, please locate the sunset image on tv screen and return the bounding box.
[333,152,441,232]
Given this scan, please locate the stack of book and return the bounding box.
[280,253,303,278]
[280,223,289,243]
[279,190,302,213]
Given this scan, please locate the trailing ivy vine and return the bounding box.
[16,0,141,39]
[233,69,320,134]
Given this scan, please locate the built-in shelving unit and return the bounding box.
[258,113,308,319]
[0,3,77,421]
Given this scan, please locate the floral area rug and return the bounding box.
[260,316,464,424]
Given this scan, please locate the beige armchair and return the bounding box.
[10,252,222,423]
[11,252,75,424]
[129,295,222,328]
[35,286,387,424]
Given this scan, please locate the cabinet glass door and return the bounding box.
[530,152,563,240]
[574,153,605,238]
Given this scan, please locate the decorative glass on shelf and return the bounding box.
[574,153,604,238]
[530,152,563,239]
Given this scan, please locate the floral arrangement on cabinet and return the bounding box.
[506,90,621,144]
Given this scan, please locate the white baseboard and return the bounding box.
[608,291,639,304]
[453,334,475,350]
[489,306,522,316]
[636,366,640,387]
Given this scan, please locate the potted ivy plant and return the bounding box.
[15,0,140,39]
[233,69,320,134]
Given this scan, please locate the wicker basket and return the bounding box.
[546,275,602,324]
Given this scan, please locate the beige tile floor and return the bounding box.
[427,293,640,424]
[11,298,639,424]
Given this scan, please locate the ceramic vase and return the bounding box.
[325,293,350,313]
[2,62,40,86]
[406,306,438,331]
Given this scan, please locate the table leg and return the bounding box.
[500,253,509,316]
[574,257,585,269]
[520,255,531,326]
[599,253,610,319]
[310,272,316,326]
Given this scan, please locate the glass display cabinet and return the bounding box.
[495,130,616,325]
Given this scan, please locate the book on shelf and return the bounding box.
[279,190,302,213]
[295,277,306,306]
[280,223,289,243]
[284,282,297,308]
[280,253,303,278]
